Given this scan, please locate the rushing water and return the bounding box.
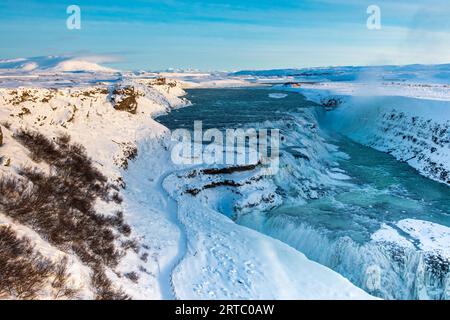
[156,88,450,299]
[157,87,314,130]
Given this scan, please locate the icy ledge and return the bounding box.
[371,219,450,299]
[373,219,450,260]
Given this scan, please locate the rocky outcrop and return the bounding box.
[110,85,142,114]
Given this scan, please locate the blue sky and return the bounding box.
[1,0,449,70]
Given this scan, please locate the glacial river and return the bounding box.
[156,87,450,299]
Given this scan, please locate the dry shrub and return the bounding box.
[91,265,129,300]
[120,144,138,170]
[107,211,131,237]
[0,226,74,299]
[9,90,37,106]
[1,121,11,129]
[140,253,149,262]
[121,239,139,253]
[124,272,139,284]
[51,257,78,299]
[0,129,132,299]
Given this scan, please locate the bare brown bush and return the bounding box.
[51,257,78,299]
[1,121,11,129]
[0,129,133,299]
[91,265,129,300]
[124,272,139,284]
[0,226,74,299]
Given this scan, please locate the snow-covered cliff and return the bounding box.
[276,81,450,186]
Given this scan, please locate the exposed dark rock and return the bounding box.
[320,97,342,110]
[201,163,258,175]
[111,86,142,114]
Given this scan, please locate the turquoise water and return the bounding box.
[156,88,450,299]
[157,88,315,130]
[267,137,450,243]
